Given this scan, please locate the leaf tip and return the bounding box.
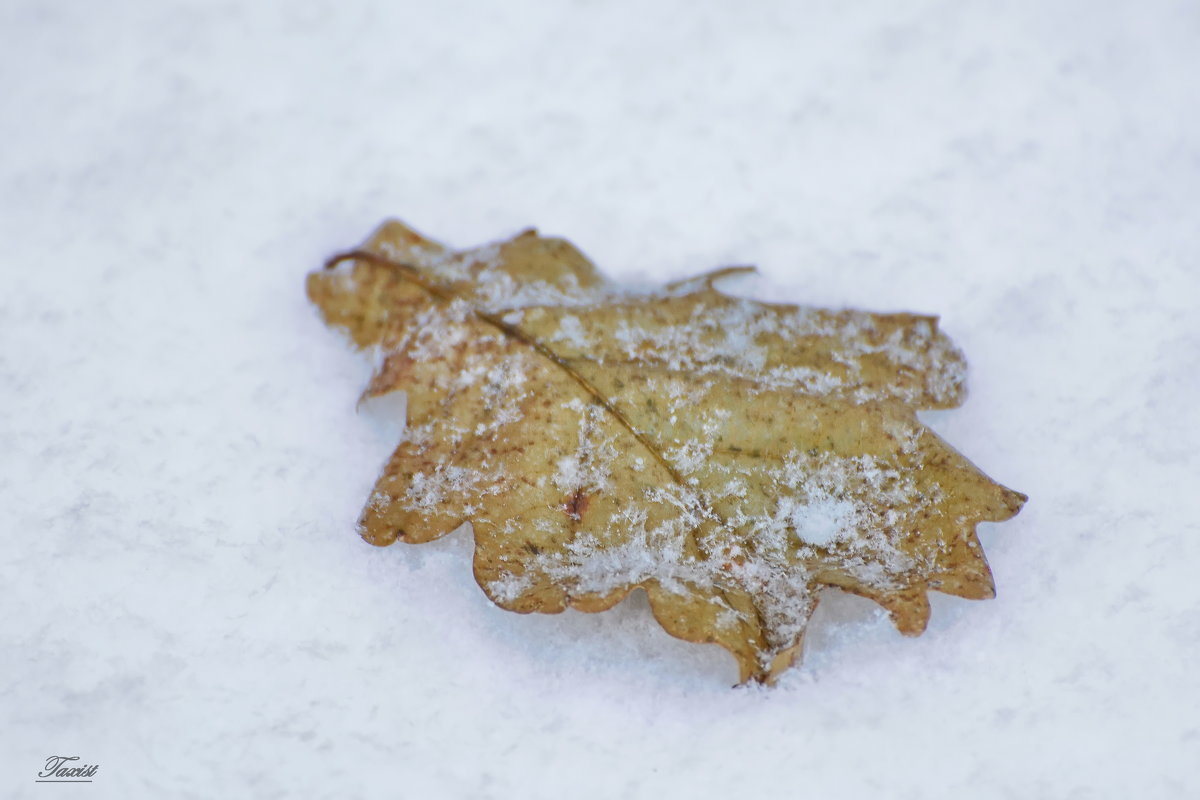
[358,521,402,547]
[883,587,932,637]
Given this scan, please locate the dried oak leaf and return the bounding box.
[307,220,1026,684]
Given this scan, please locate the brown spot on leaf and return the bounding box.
[564,489,591,521]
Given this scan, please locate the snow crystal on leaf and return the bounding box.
[787,496,859,548]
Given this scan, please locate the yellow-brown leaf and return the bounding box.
[308,220,1025,684]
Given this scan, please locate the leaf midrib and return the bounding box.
[325,249,690,488]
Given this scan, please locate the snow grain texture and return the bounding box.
[2,0,1198,798]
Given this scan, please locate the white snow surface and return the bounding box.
[3,1,1198,798]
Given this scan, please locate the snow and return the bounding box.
[787,495,858,547]
[3,1,1198,798]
